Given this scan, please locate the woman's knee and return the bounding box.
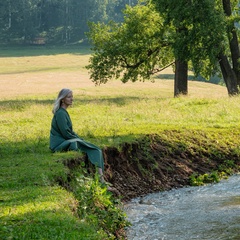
[69,142,78,151]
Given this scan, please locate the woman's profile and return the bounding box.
[50,88,106,183]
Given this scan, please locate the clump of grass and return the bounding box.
[189,171,228,186]
[189,159,239,186]
[0,185,103,240]
[67,165,130,239]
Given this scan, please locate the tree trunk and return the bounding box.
[222,0,240,86]
[174,60,188,97]
[8,0,11,28]
[218,53,239,95]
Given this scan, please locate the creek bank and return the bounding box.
[64,133,240,202]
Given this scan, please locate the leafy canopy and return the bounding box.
[87,4,174,84]
[151,0,228,78]
[87,0,233,85]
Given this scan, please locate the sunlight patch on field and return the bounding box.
[0,65,227,99]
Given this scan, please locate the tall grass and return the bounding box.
[1,46,240,239]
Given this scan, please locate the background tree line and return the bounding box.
[0,0,137,44]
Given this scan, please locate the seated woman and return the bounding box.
[50,88,105,183]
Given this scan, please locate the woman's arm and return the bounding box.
[55,110,78,139]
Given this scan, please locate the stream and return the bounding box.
[125,174,240,240]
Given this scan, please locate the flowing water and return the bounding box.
[125,174,240,240]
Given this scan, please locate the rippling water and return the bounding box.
[125,174,240,240]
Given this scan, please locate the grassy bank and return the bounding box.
[0,46,240,239]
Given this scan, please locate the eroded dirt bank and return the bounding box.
[102,134,240,201]
[64,133,240,202]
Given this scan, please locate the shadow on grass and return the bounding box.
[0,96,143,111]
[74,96,143,106]
[0,99,54,111]
[0,44,92,58]
[156,73,221,85]
[156,73,200,81]
[0,203,99,239]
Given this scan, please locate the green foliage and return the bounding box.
[189,171,228,186]
[0,0,137,44]
[152,0,227,79]
[0,184,102,240]
[218,160,238,174]
[87,4,174,84]
[70,168,130,239]
[189,159,238,186]
[87,0,239,88]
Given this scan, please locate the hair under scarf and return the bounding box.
[52,88,72,114]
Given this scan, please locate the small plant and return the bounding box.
[189,171,227,186]
[70,167,130,239]
[218,160,236,175]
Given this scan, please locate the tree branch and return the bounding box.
[120,47,161,69]
[150,61,175,74]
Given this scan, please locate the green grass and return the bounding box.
[0,50,90,74]
[0,46,240,239]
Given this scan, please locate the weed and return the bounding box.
[189,171,228,186]
[69,167,130,239]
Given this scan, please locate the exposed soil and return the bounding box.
[63,134,240,202]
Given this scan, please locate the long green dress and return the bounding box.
[50,107,104,171]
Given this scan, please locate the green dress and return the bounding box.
[50,107,104,171]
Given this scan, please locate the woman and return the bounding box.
[50,88,105,182]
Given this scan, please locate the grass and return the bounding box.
[1,186,99,239]
[0,45,240,239]
[0,48,89,74]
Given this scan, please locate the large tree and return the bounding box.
[87,1,233,96]
[153,0,240,95]
[221,0,240,87]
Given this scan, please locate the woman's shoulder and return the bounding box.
[55,107,67,115]
[56,107,67,113]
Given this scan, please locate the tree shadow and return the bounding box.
[0,203,96,239]
[156,73,221,85]
[156,73,175,80]
[0,99,54,111]
[0,44,92,58]
[74,96,143,106]
[156,73,197,80]
[0,96,143,111]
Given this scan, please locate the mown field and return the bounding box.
[0,45,240,239]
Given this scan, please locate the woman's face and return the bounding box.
[62,92,73,107]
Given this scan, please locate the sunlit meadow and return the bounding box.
[1,46,240,239]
